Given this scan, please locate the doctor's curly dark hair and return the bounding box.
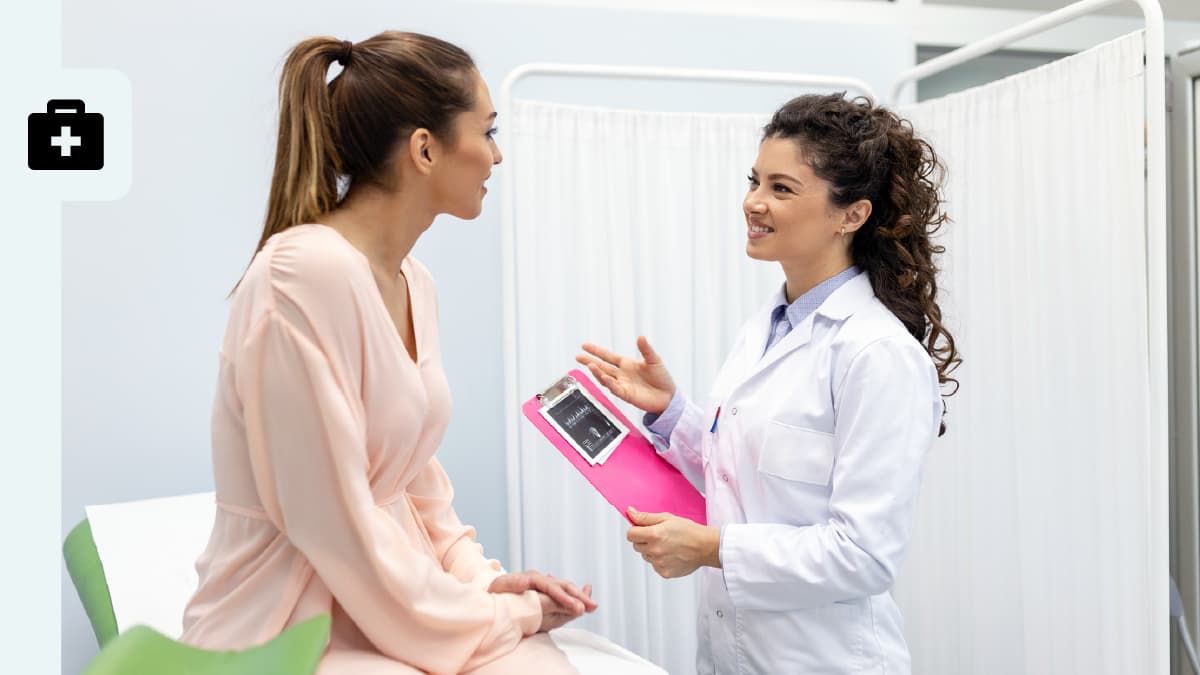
[763,93,960,435]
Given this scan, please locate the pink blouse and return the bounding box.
[180,224,547,674]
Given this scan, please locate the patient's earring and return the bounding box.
[840,226,846,240]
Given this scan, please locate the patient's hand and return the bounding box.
[489,571,598,616]
[537,591,584,633]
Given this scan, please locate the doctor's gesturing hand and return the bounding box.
[577,337,676,416]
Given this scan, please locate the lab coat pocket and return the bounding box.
[735,603,867,673]
[758,422,836,486]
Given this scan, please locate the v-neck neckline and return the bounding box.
[312,224,422,367]
[394,259,421,365]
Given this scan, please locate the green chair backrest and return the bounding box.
[64,517,329,674]
[63,519,120,646]
[81,615,330,675]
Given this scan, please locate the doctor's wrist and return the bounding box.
[701,525,722,569]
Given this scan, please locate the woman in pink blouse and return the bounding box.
[180,31,595,674]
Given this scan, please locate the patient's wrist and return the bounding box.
[497,589,542,636]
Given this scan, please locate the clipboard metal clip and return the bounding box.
[536,374,579,408]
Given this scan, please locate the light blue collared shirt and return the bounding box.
[644,266,861,440]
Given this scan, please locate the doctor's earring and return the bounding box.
[840,226,846,240]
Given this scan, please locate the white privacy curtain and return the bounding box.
[896,32,1157,674]
[507,101,774,675]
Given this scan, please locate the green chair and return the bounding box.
[63,518,329,674]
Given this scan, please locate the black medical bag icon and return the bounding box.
[28,99,104,170]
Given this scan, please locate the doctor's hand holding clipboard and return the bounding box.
[577,93,961,675]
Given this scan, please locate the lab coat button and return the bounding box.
[730,407,738,415]
[716,610,724,618]
[721,473,730,482]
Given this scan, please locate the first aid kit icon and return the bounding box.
[28,99,104,171]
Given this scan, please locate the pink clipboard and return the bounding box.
[522,369,707,525]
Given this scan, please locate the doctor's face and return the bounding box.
[743,137,847,268]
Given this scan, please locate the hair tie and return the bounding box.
[336,40,353,66]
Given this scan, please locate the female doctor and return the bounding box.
[578,93,960,674]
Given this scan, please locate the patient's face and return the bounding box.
[432,71,502,221]
[742,137,845,269]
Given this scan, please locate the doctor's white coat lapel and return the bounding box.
[736,272,877,389]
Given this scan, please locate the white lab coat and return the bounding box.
[655,272,941,674]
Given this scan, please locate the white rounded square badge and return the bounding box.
[22,69,131,202]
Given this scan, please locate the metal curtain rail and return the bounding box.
[891,0,1125,102]
[498,65,875,572]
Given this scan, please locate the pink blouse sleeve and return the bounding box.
[234,240,540,675]
[408,459,508,590]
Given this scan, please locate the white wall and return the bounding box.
[59,1,909,671]
[481,0,1200,55]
